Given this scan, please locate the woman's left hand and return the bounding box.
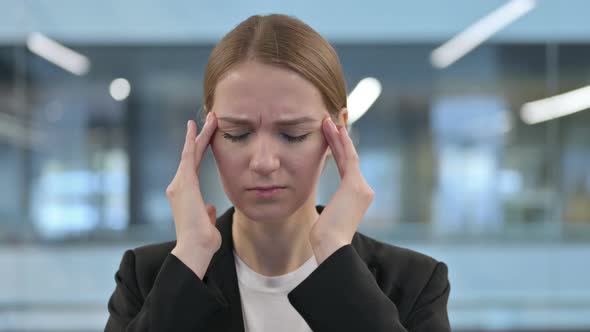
[310,116,375,264]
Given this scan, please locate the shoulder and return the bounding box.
[131,240,177,263]
[351,232,449,319]
[352,231,443,274]
[118,240,177,298]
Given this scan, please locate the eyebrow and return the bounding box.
[217,116,317,126]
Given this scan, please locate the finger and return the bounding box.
[194,112,218,172]
[179,120,196,172]
[339,126,362,173]
[339,126,358,160]
[322,117,345,177]
[322,117,344,160]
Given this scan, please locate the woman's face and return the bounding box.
[210,61,332,223]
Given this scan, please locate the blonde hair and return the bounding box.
[203,14,347,119]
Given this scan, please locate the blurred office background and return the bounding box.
[1,0,589,331]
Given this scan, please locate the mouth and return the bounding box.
[248,186,285,190]
[247,186,286,198]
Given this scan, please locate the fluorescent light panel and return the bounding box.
[26,32,90,75]
[347,77,382,125]
[430,0,536,69]
[520,85,590,124]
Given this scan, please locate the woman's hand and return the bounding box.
[167,112,221,278]
[310,117,375,264]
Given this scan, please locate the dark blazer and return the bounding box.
[105,205,451,331]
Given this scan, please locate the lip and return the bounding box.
[248,186,285,190]
[248,186,285,199]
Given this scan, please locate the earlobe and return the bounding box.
[341,107,348,127]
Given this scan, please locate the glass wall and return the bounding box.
[3,44,589,241]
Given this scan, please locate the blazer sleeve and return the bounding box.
[104,249,226,331]
[287,244,451,332]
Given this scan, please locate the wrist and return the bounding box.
[176,230,221,253]
[171,244,217,280]
[310,236,349,265]
[173,241,218,259]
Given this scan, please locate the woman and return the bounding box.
[105,14,451,332]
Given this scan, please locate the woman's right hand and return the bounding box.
[167,112,221,269]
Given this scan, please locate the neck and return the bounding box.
[232,201,319,277]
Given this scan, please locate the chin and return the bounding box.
[238,201,293,223]
[231,193,310,223]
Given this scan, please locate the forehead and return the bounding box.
[212,62,327,121]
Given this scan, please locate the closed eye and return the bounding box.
[281,133,309,143]
[222,132,250,142]
[221,132,309,144]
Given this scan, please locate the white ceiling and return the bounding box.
[1,0,589,45]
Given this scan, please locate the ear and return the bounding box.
[340,107,348,127]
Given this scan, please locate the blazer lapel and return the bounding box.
[203,206,246,332]
[203,205,367,332]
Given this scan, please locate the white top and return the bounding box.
[233,250,318,332]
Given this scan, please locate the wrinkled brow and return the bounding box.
[217,116,317,126]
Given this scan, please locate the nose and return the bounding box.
[249,135,280,176]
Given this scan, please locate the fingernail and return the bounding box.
[187,120,190,130]
[206,112,212,123]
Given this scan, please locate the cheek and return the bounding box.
[211,136,241,174]
[289,137,329,172]
[310,133,329,160]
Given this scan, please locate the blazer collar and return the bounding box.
[203,205,243,331]
[203,205,327,332]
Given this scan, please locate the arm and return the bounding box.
[104,249,226,331]
[287,245,451,332]
[404,261,451,330]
